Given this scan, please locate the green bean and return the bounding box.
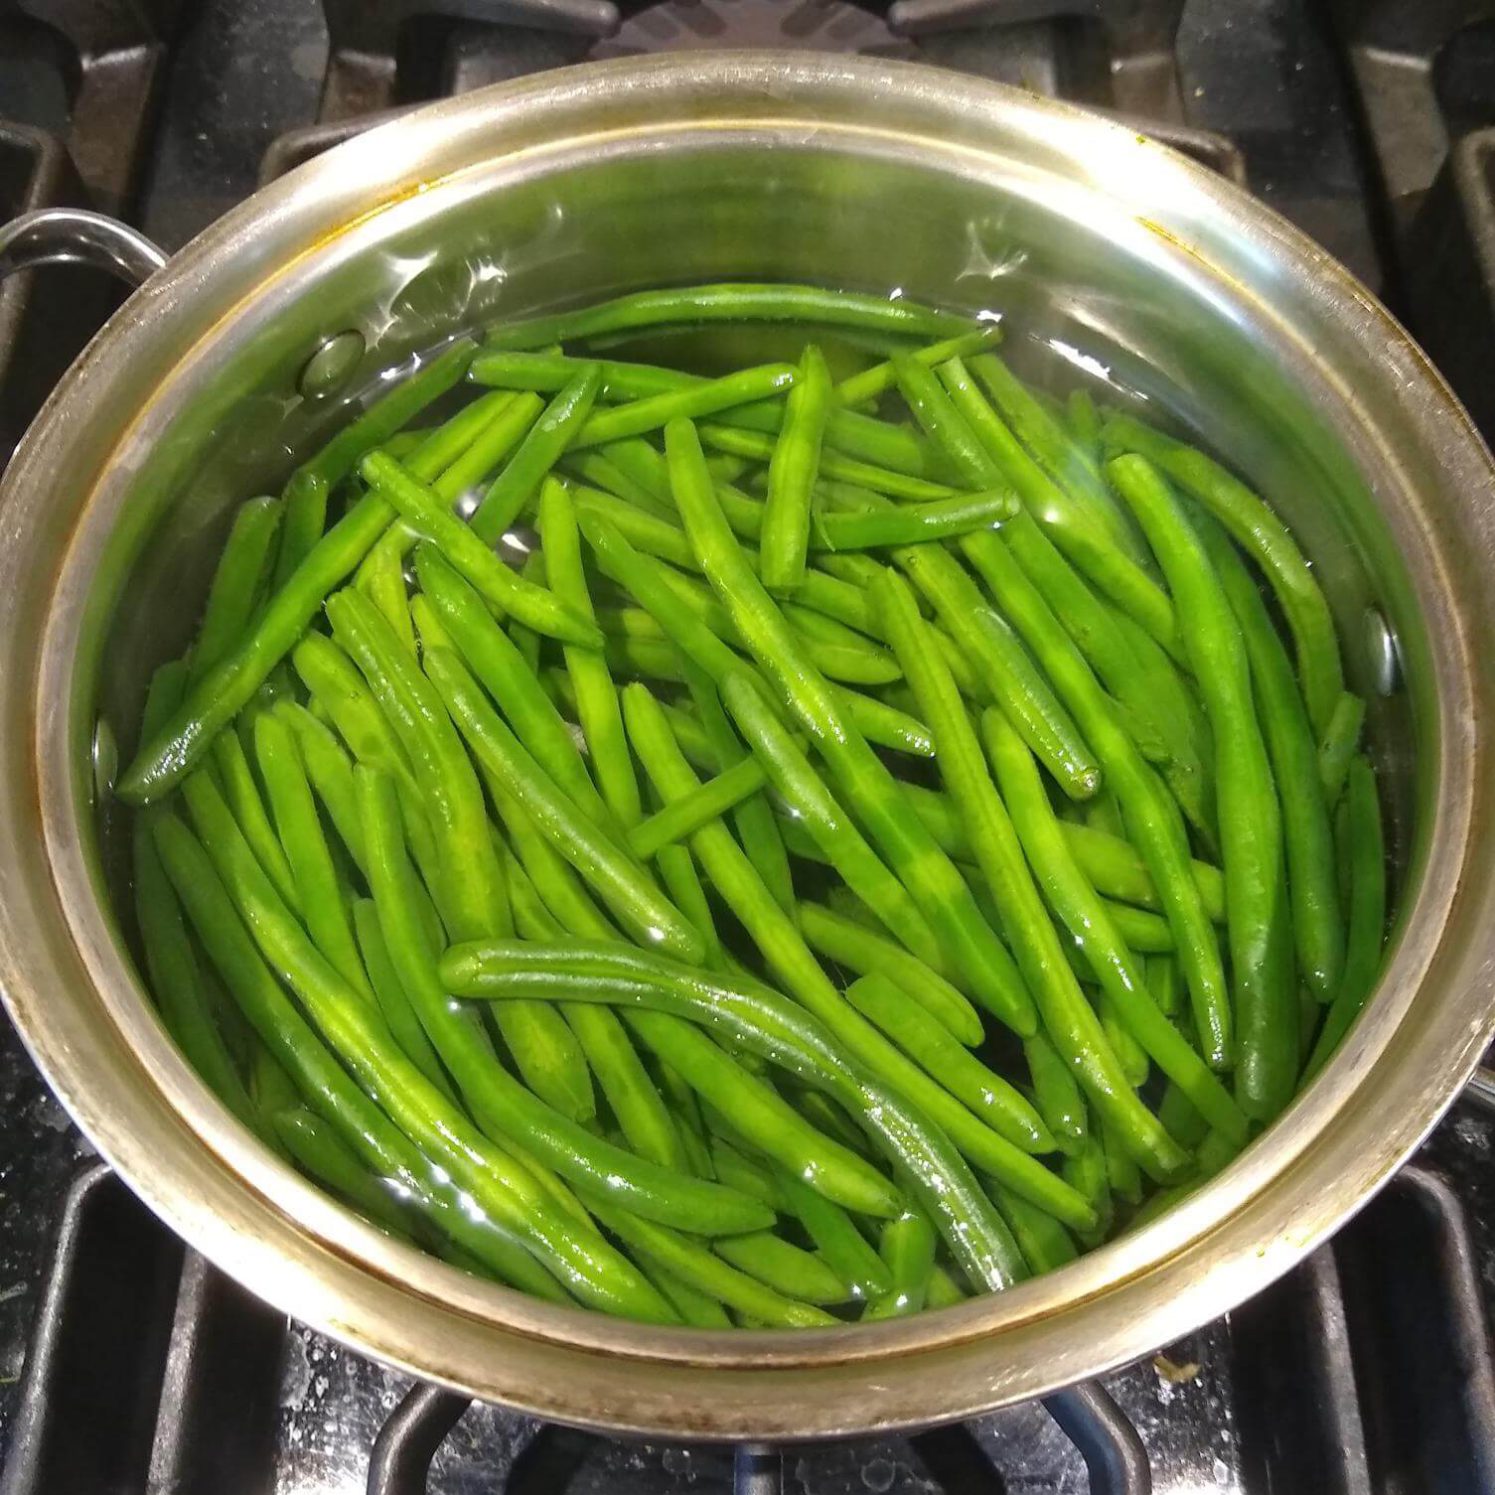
[564,447,671,513]
[967,354,1140,561]
[270,1107,422,1239]
[472,350,689,401]
[358,534,417,653]
[1147,953,1181,1018]
[211,729,299,911]
[1202,516,1344,1001]
[625,753,768,859]
[775,1168,892,1299]
[834,327,1003,408]
[645,1263,733,1327]
[760,344,832,593]
[624,1006,902,1217]
[721,398,945,481]
[845,974,1052,1153]
[896,543,1101,800]
[653,839,725,973]
[360,451,600,646]
[665,418,1036,1033]
[409,593,452,653]
[483,283,965,351]
[925,1264,969,1309]
[991,1181,1079,1276]
[350,899,454,1097]
[873,569,1186,1179]
[133,815,258,1130]
[272,471,330,589]
[357,767,768,1241]
[1097,993,1148,1088]
[1305,757,1386,1078]
[589,1202,835,1327]
[160,794,666,1317]
[253,710,370,1000]
[862,1210,937,1320]
[718,670,941,967]
[1318,691,1366,806]
[1023,1034,1088,1156]
[299,339,475,488]
[952,513,1232,1072]
[274,701,368,874]
[1060,1130,1112,1244]
[423,646,705,964]
[1102,414,1343,734]
[572,364,796,449]
[1059,822,1226,923]
[797,900,984,1047]
[466,370,601,542]
[1111,453,1288,1091]
[1101,1122,1142,1205]
[707,1133,784,1208]
[414,545,615,833]
[1067,388,1102,460]
[698,422,957,502]
[190,496,283,682]
[616,687,1090,1235]
[810,489,1020,551]
[714,1231,853,1304]
[681,662,797,914]
[491,786,688,1173]
[329,589,601,1119]
[442,939,1035,1287]
[536,479,645,829]
[983,708,1247,1142]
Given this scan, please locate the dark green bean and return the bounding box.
[1201,516,1344,1001]
[1110,453,1288,1097]
[616,686,1092,1235]
[270,1107,423,1240]
[160,791,668,1317]
[1103,413,1343,734]
[253,710,370,999]
[441,939,1035,1288]
[483,283,966,350]
[190,496,282,682]
[983,708,1248,1143]
[272,471,329,589]
[1318,691,1366,807]
[834,327,1002,408]
[665,417,1037,1034]
[1305,756,1386,1078]
[873,568,1187,1180]
[991,1181,1079,1276]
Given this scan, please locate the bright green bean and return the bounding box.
[760,343,832,593]
[991,1181,1079,1276]
[483,283,966,351]
[1023,1034,1088,1156]
[190,496,283,683]
[810,489,1019,551]
[714,1230,853,1304]
[862,1210,937,1320]
[625,753,768,860]
[211,729,299,911]
[272,471,330,589]
[1102,413,1343,734]
[572,364,796,449]
[1318,691,1366,806]
[350,899,454,1097]
[775,1168,892,1299]
[834,326,1002,407]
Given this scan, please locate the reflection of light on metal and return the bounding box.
[1047,337,1111,383]
[958,216,1027,284]
[500,531,531,556]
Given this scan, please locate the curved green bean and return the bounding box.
[862,1209,937,1320]
[190,496,282,683]
[760,343,832,593]
[1318,691,1366,807]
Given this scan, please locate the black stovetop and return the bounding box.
[3,2,1495,1491]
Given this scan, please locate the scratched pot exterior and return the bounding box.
[0,55,1492,1439]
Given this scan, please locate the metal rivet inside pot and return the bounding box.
[1364,606,1401,696]
[298,329,366,400]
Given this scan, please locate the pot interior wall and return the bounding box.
[85,126,1425,1060]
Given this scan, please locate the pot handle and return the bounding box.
[0,208,166,289]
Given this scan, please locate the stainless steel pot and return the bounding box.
[1,53,1493,1441]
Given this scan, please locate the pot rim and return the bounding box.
[3,52,1494,1437]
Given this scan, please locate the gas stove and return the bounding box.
[3,2,1495,1490]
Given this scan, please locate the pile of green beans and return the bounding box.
[114,281,1391,1328]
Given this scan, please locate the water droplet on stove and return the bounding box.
[862,1456,895,1491]
[298,329,366,401]
[1364,606,1400,696]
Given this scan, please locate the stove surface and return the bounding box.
[3,1,1495,1490]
